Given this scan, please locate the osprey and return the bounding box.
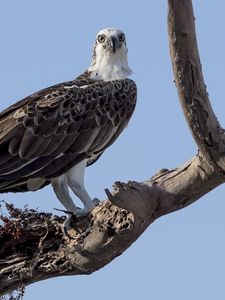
[0,28,137,229]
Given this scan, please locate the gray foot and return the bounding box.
[62,201,100,238]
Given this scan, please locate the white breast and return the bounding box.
[88,49,132,81]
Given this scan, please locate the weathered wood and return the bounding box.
[1,0,225,296]
[0,154,224,296]
[168,0,225,175]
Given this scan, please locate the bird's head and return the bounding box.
[88,28,132,81]
[95,28,127,55]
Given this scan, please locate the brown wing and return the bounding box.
[0,77,137,192]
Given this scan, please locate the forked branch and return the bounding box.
[1,0,225,296]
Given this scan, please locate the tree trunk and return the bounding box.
[1,0,225,296]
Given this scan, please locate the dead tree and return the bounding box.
[1,0,224,296]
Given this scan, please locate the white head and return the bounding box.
[88,28,132,81]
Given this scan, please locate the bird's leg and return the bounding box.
[51,174,79,233]
[51,160,99,236]
[51,174,78,212]
[66,159,100,217]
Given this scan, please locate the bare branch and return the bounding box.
[0,154,224,296]
[1,0,225,297]
[168,0,225,175]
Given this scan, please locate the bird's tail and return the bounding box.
[0,178,49,193]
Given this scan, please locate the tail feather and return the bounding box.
[0,178,49,193]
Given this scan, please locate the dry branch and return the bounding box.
[168,0,225,174]
[0,154,224,296]
[1,0,225,296]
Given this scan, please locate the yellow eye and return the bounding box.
[97,35,105,43]
[118,33,125,42]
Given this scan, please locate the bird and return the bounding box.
[0,28,137,230]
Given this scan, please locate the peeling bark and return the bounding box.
[1,0,225,296]
[0,154,224,295]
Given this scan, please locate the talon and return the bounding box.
[54,207,75,215]
[55,205,95,239]
[63,214,83,239]
[63,222,76,240]
[54,209,81,238]
[63,215,75,239]
[93,198,100,206]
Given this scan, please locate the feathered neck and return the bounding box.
[88,49,132,81]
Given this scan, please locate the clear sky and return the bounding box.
[1,1,225,299]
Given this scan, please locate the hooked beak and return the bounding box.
[110,36,120,53]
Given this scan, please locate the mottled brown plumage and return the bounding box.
[0,72,136,192]
[0,28,137,227]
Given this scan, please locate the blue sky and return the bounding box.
[1,1,225,299]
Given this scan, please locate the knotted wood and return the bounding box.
[1,0,225,296]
